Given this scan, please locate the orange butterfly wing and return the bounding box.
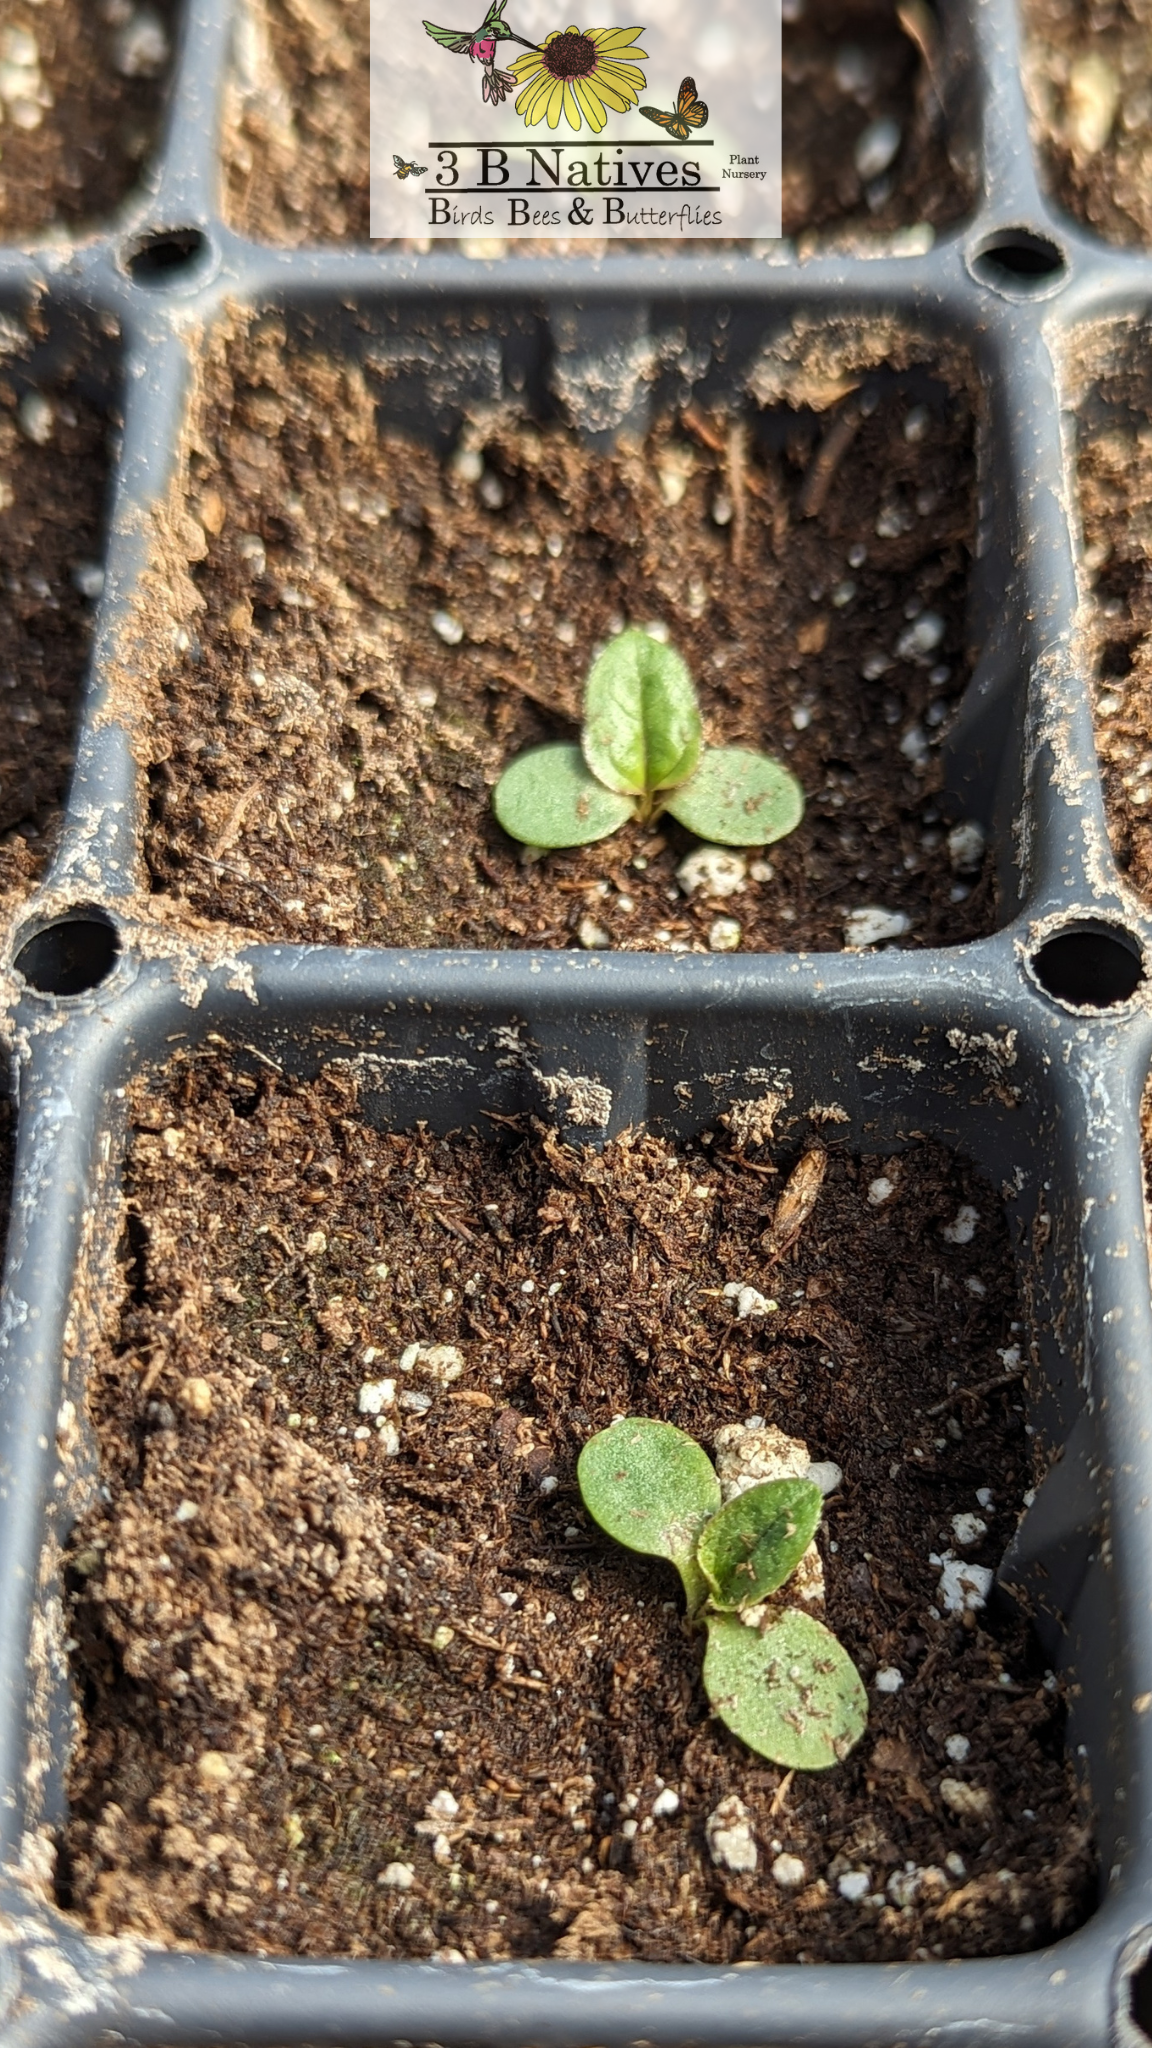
[639,103,684,135]
[640,78,709,140]
[675,75,708,127]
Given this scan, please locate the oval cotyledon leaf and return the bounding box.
[662,747,804,846]
[492,742,634,848]
[577,1417,721,1612]
[703,1607,868,1770]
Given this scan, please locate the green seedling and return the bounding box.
[493,628,804,851]
[577,1418,867,1771]
[696,1476,822,1611]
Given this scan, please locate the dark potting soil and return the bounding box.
[0,0,177,239]
[1073,335,1152,900]
[60,1059,1095,1964]
[1023,0,1152,249]
[223,0,969,248]
[0,368,113,911]
[780,0,969,248]
[144,316,994,954]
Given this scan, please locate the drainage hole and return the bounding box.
[971,229,1067,291]
[1031,922,1143,1008]
[126,226,211,285]
[1131,1955,1152,2043]
[15,909,121,996]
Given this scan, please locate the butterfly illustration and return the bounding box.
[393,153,430,179]
[639,74,708,140]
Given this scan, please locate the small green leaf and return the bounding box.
[583,630,702,797]
[663,748,804,846]
[697,1478,822,1612]
[702,1608,868,1770]
[492,743,634,849]
[577,1418,721,1612]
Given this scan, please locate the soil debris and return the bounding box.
[1074,334,1152,899]
[762,1148,828,1261]
[0,0,176,237]
[61,1059,1094,1963]
[1024,0,1152,247]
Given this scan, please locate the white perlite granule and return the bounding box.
[844,906,911,948]
[934,1551,993,1614]
[676,846,747,899]
[706,1795,758,1874]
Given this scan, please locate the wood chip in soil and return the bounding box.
[0,363,115,913]
[1023,0,1152,248]
[223,0,970,248]
[145,313,993,954]
[60,1059,1095,1964]
[0,0,177,238]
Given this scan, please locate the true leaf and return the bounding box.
[696,1478,822,1611]
[702,1608,868,1770]
[663,747,804,846]
[577,1418,721,1612]
[492,742,634,848]
[583,629,702,797]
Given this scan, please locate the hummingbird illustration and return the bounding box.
[423,0,533,104]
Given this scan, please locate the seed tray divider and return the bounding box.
[968,0,1046,217]
[148,0,234,228]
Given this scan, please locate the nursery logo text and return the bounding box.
[370,0,780,240]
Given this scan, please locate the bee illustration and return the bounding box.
[393,153,430,179]
[639,74,708,141]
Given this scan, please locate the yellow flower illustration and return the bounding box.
[512,24,647,132]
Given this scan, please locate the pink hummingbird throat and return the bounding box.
[468,33,516,102]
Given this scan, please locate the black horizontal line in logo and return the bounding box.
[429,185,723,194]
[427,139,715,148]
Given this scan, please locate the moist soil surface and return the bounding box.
[1023,0,1152,247]
[0,0,176,239]
[224,0,969,247]
[0,368,113,911]
[1074,338,1152,900]
[146,316,993,954]
[61,1059,1095,1963]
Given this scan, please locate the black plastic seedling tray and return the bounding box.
[3,0,1152,2040]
